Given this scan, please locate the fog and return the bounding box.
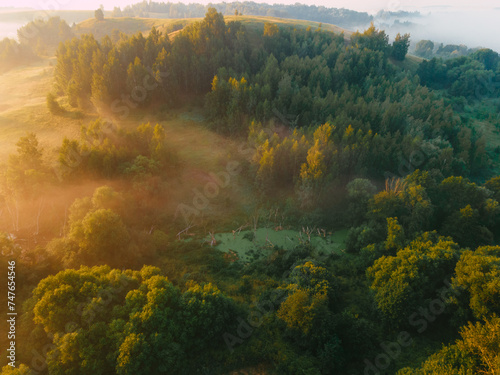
[0,22,23,39]
[1,3,500,53]
[379,8,500,53]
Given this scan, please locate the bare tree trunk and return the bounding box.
[35,197,46,236]
[5,198,19,232]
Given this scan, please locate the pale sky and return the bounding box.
[1,0,499,13]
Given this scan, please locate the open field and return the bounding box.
[0,57,91,161]
[213,227,348,261]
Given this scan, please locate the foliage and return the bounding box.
[25,265,238,374]
[417,50,500,102]
[46,93,65,115]
[367,232,459,326]
[0,38,37,73]
[400,316,500,375]
[57,119,172,180]
[414,40,434,59]
[392,33,410,61]
[4,6,500,375]
[451,246,500,321]
[17,16,73,55]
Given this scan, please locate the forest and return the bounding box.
[1,6,500,375]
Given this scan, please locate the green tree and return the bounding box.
[346,178,377,226]
[351,23,390,54]
[126,57,151,107]
[263,23,279,37]
[414,40,434,59]
[29,265,237,375]
[485,175,500,201]
[47,93,64,114]
[277,262,332,335]
[442,204,493,248]
[452,246,500,321]
[47,187,130,267]
[95,8,104,21]
[392,33,410,61]
[69,208,130,266]
[367,232,459,325]
[3,132,47,198]
[400,316,500,375]
[112,7,123,17]
[385,217,405,252]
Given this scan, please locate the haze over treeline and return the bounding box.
[1,2,500,52]
[383,8,500,53]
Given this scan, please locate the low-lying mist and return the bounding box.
[381,8,500,53]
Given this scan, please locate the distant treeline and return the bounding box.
[120,1,373,28]
[17,16,73,54]
[416,46,500,109]
[0,16,73,73]
[375,10,422,19]
[414,39,488,60]
[0,37,37,73]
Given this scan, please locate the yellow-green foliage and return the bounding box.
[277,262,331,335]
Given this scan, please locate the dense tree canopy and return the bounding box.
[26,265,238,374]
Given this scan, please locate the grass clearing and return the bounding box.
[212,227,348,262]
[0,57,94,161]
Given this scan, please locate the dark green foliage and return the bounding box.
[351,23,390,55]
[417,52,500,101]
[392,33,410,61]
[56,119,172,180]
[27,266,238,375]
[400,316,500,374]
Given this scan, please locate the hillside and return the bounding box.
[0,14,351,160]
[0,57,87,160]
[0,14,348,161]
[74,15,351,40]
[74,16,198,39]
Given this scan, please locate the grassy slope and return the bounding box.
[74,17,200,39]
[74,15,351,40]
[0,57,91,161]
[225,14,351,35]
[0,14,350,162]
